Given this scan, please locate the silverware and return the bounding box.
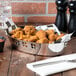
[33,59,76,68]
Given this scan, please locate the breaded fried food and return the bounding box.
[23,35,31,39]
[11,34,16,38]
[48,34,56,41]
[36,38,49,43]
[11,31,23,40]
[56,33,65,40]
[55,33,58,39]
[10,25,65,44]
[10,27,22,34]
[18,31,24,40]
[15,27,22,31]
[11,31,20,38]
[49,40,54,44]
[23,35,31,41]
[36,30,47,39]
[24,39,29,42]
[23,25,36,35]
[28,36,38,42]
[46,29,54,35]
[22,35,30,39]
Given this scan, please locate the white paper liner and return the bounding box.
[48,43,65,52]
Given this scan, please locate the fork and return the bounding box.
[33,59,76,68]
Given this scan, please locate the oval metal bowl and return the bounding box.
[7,24,67,57]
[2,17,67,56]
[8,35,66,56]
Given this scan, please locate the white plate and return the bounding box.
[27,53,76,76]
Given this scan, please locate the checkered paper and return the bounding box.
[1,16,17,35]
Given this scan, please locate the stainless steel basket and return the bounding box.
[2,17,67,56]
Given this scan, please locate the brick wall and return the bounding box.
[11,0,69,24]
[11,0,56,24]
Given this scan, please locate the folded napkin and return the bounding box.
[27,53,76,76]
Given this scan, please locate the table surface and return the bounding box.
[0,29,76,76]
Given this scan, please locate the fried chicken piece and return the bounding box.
[36,38,49,43]
[22,35,30,39]
[11,31,23,40]
[55,33,58,39]
[49,40,54,44]
[28,36,38,42]
[23,35,31,41]
[15,27,22,31]
[11,34,16,38]
[46,29,54,35]
[10,27,22,34]
[48,34,56,41]
[23,35,38,42]
[23,25,36,35]
[12,31,20,38]
[36,30,47,39]
[56,33,65,40]
[18,31,24,40]
[24,39,29,42]
[22,35,27,39]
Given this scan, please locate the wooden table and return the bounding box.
[0,30,76,76]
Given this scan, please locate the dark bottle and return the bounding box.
[68,1,76,36]
[55,0,68,32]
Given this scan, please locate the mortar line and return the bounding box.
[12,14,56,17]
[11,0,55,3]
[12,14,56,22]
[45,1,48,14]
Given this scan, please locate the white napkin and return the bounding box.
[48,43,65,52]
[61,33,74,43]
[36,24,61,35]
[27,53,76,76]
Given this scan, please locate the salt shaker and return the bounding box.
[68,1,76,36]
[55,0,68,32]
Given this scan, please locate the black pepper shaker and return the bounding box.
[55,0,68,32]
[68,1,76,36]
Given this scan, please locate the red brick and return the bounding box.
[48,3,69,14]
[48,3,57,14]
[27,16,56,23]
[12,16,24,23]
[12,2,45,14]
